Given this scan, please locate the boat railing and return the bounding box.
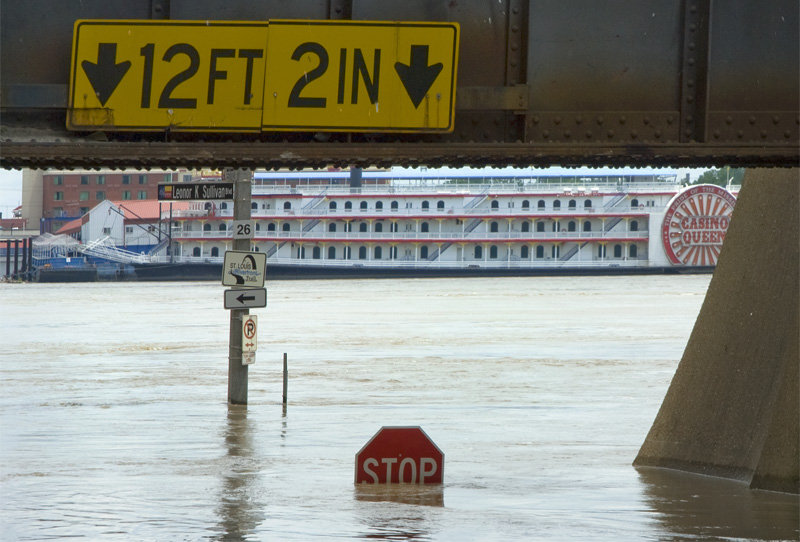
[182,205,667,220]
[151,254,651,269]
[167,229,649,241]
[250,180,679,197]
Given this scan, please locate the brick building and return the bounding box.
[23,169,194,233]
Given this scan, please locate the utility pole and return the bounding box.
[227,167,252,405]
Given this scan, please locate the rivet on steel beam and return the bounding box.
[713,130,720,138]
[596,116,604,125]
[667,115,674,124]
[785,130,792,138]
[512,6,519,14]
[607,130,615,138]
[619,116,627,125]
[543,130,550,138]
[749,116,756,124]
[585,130,592,138]
[772,115,780,124]
[575,115,583,125]
[687,96,694,104]
[688,58,695,66]
[564,130,572,138]
[630,130,638,139]
[643,117,650,125]
[760,130,768,138]
[654,130,662,138]
[737,130,744,138]
[554,116,561,125]
[725,116,733,125]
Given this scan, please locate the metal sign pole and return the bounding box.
[227,168,252,405]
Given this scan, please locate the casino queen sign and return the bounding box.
[661,184,737,266]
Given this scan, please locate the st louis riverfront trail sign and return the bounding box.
[355,426,444,484]
[67,19,459,133]
[222,250,266,288]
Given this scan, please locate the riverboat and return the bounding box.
[129,169,737,280]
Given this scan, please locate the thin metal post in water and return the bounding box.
[227,168,253,406]
[5,239,10,277]
[282,353,288,407]
[13,239,19,277]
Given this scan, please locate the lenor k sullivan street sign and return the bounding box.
[158,182,234,201]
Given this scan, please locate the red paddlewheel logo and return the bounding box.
[662,185,737,266]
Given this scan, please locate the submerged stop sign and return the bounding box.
[355,426,444,484]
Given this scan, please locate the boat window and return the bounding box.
[391,246,397,259]
[390,222,398,232]
[630,220,639,232]
[344,246,351,259]
[329,201,337,210]
[345,201,352,211]
[283,223,290,231]
[522,200,530,209]
[347,222,353,232]
[537,199,545,209]
[375,222,383,233]
[420,246,429,259]
[220,203,227,210]
[583,220,592,232]
[359,246,367,259]
[491,200,499,210]
[359,223,368,232]
[437,200,445,210]
[584,199,592,208]
[552,245,560,259]
[490,221,499,233]
[360,201,368,211]
[553,200,561,210]
[536,245,544,258]
[283,202,291,210]
[422,201,430,211]
[614,244,622,258]
[376,201,383,211]
[374,246,382,259]
[631,198,639,208]
[630,244,638,258]
[536,222,545,232]
[421,222,429,233]
[193,247,201,257]
[489,246,498,259]
[203,223,211,231]
[211,247,219,257]
[329,223,336,232]
[219,224,226,231]
[268,223,276,232]
[568,221,576,232]
[255,223,261,231]
[251,202,258,210]
[391,201,398,210]
[568,199,576,209]
[475,246,483,259]
[328,246,336,259]
[521,222,530,232]
[313,246,321,259]
[598,245,606,257]
[521,245,529,258]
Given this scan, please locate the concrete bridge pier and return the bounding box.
[634,169,799,494]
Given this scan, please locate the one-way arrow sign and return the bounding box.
[224,288,267,310]
[81,43,130,106]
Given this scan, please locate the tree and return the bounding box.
[694,168,745,187]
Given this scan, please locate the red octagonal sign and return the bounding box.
[355,426,444,484]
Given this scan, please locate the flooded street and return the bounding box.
[1,276,797,541]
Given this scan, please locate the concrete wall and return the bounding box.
[634,169,799,494]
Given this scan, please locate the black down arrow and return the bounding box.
[394,45,443,108]
[81,43,130,106]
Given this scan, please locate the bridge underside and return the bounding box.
[1,0,798,169]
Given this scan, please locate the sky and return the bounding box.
[0,166,706,219]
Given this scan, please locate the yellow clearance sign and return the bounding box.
[262,20,459,132]
[68,20,270,131]
[67,19,459,133]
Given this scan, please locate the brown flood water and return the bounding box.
[1,276,797,541]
